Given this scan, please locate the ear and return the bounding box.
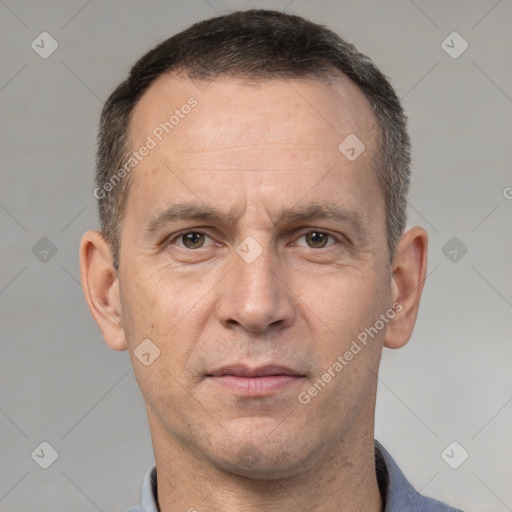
[79,230,127,351]
[384,226,428,349]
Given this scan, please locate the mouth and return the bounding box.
[205,364,306,397]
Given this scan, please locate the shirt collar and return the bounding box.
[138,463,158,512]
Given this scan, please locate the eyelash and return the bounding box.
[164,229,344,250]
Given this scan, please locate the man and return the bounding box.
[80,9,462,512]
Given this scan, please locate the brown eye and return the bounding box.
[305,231,330,248]
[181,232,206,249]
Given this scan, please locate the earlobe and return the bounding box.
[79,230,127,351]
[384,226,428,349]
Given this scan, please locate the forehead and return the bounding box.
[129,71,378,158]
[124,72,383,232]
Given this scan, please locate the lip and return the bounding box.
[209,364,304,378]
[206,364,306,397]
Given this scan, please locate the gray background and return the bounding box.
[1,0,511,511]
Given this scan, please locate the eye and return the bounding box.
[174,231,215,249]
[296,231,337,249]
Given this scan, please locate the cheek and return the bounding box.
[120,265,202,335]
[119,265,216,383]
[296,266,390,397]
[119,273,207,412]
[299,266,389,339]
[296,271,387,410]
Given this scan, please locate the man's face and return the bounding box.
[118,73,393,477]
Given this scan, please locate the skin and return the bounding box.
[80,72,427,512]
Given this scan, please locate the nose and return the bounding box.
[215,240,296,333]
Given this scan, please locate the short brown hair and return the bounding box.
[95,9,410,268]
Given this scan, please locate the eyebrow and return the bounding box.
[275,203,364,231]
[144,202,368,239]
[145,203,240,236]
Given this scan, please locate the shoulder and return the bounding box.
[375,440,464,512]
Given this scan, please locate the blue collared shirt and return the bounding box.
[126,440,463,511]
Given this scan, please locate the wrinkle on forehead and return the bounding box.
[175,142,331,154]
[167,143,341,174]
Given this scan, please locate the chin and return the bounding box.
[218,450,306,481]
[210,428,314,480]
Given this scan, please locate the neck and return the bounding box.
[148,409,383,512]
